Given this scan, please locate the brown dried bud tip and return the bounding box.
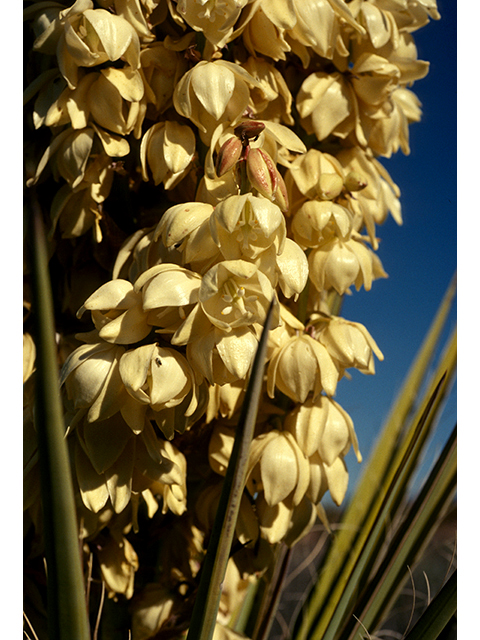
[344,171,368,193]
[234,121,265,144]
[216,136,243,177]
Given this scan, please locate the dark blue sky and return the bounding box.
[333,0,457,499]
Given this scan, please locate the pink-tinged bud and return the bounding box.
[215,136,243,177]
[234,120,265,142]
[246,148,279,199]
[274,170,289,213]
[344,171,368,193]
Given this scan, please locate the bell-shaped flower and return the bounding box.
[186,324,260,385]
[154,202,220,269]
[133,263,202,334]
[74,416,136,513]
[210,194,286,260]
[366,87,422,158]
[206,380,245,423]
[247,430,310,507]
[131,584,178,640]
[317,316,384,376]
[243,56,294,125]
[284,148,345,208]
[356,1,399,50]
[140,120,195,189]
[242,6,292,62]
[50,4,141,89]
[174,0,249,48]
[112,227,183,283]
[308,452,349,506]
[275,238,309,300]
[96,531,138,599]
[88,67,144,136]
[288,0,363,60]
[173,60,261,143]
[148,440,188,515]
[60,341,127,424]
[139,40,188,114]
[267,333,339,402]
[337,146,401,247]
[112,0,157,43]
[350,53,400,107]
[119,343,198,417]
[255,492,316,546]
[199,260,278,332]
[308,234,387,295]
[77,279,151,344]
[284,395,361,463]
[296,71,354,142]
[292,201,353,249]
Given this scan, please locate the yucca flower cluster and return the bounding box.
[24,1,439,638]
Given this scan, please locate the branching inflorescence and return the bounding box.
[23,1,440,637]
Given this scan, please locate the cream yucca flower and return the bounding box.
[291,200,353,249]
[210,193,286,260]
[267,333,339,402]
[140,120,196,188]
[60,341,127,425]
[284,394,361,463]
[119,343,199,425]
[246,429,310,507]
[139,41,188,115]
[173,0,250,48]
[186,324,260,385]
[77,279,151,344]
[112,227,183,283]
[32,1,141,89]
[154,202,221,270]
[173,60,261,143]
[336,145,402,247]
[198,259,278,332]
[133,263,202,333]
[308,233,387,294]
[315,315,384,376]
[97,532,139,599]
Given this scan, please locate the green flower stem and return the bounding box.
[29,191,90,640]
[186,302,276,640]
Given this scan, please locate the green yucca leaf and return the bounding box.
[346,425,456,640]
[28,192,90,640]
[315,371,450,640]
[403,570,457,640]
[293,279,456,640]
[186,302,276,640]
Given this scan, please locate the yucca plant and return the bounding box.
[23,1,455,639]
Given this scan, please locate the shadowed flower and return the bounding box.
[77,279,151,344]
[140,120,196,188]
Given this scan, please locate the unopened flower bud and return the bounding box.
[215,136,243,177]
[344,171,368,193]
[317,173,344,200]
[246,148,279,200]
[274,171,289,213]
[234,120,265,142]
